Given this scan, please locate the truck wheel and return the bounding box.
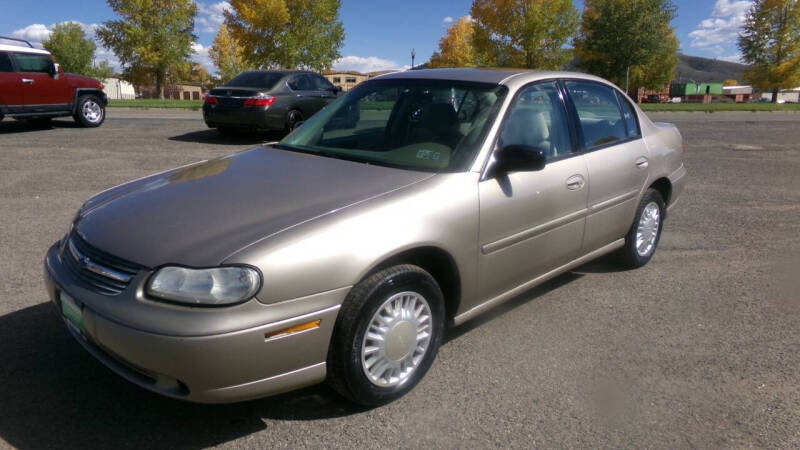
[327,264,444,406]
[74,95,105,127]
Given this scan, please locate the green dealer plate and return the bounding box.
[60,292,84,333]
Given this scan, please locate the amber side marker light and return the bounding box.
[265,320,321,340]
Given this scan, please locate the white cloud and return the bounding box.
[333,56,409,73]
[197,1,232,33]
[689,0,752,48]
[442,16,454,25]
[11,24,52,46]
[191,42,216,73]
[718,54,743,63]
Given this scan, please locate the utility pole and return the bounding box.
[411,49,416,69]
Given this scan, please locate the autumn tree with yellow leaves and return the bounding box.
[209,24,249,83]
[429,17,477,68]
[224,0,344,71]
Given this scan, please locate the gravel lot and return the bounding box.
[0,110,798,449]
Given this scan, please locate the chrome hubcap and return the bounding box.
[361,291,432,388]
[636,202,661,256]
[83,100,102,123]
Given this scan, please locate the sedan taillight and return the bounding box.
[243,96,276,107]
[204,95,219,105]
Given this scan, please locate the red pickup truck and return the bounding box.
[0,37,107,127]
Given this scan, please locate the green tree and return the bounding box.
[575,0,678,95]
[429,16,476,68]
[97,0,198,99]
[209,24,248,82]
[224,0,344,71]
[470,0,579,69]
[738,0,800,102]
[42,22,96,75]
[88,60,116,80]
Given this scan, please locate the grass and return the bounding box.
[108,99,203,110]
[639,102,800,112]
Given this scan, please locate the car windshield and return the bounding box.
[279,79,507,172]
[225,72,284,89]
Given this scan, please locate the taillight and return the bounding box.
[204,95,219,105]
[243,96,276,107]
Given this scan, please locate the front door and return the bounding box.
[478,81,589,300]
[12,52,72,108]
[562,80,650,252]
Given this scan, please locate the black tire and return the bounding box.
[327,264,445,406]
[616,188,666,269]
[73,95,105,127]
[285,109,304,132]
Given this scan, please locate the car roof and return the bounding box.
[375,68,612,86]
[240,69,315,76]
[0,44,51,55]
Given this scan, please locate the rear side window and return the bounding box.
[12,52,52,73]
[616,92,640,138]
[0,52,13,72]
[564,80,626,148]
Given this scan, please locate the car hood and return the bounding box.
[75,147,434,267]
[64,73,101,88]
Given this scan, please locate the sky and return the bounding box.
[0,0,750,75]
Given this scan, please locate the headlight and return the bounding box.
[146,266,261,306]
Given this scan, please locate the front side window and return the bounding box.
[564,80,626,148]
[12,52,51,73]
[280,79,507,172]
[497,81,573,159]
[0,52,13,72]
[310,74,334,90]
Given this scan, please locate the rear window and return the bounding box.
[0,52,13,72]
[225,72,284,89]
[12,52,51,73]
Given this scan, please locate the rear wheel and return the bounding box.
[73,95,105,127]
[327,265,444,406]
[285,109,304,132]
[616,189,665,268]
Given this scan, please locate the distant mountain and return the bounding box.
[675,54,748,83]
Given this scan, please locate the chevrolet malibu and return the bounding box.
[44,69,687,406]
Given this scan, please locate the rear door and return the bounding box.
[11,52,72,108]
[0,51,25,110]
[562,80,650,253]
[287,74,323,116]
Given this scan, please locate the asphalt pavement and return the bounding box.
[0,109,798,449]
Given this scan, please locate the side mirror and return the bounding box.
[492,145,546,174]
[331,85,342,94]
[49,62,60,79]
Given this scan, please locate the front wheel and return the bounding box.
[73,95,105,127]
[327,265,444,406]
[616,188,665,268]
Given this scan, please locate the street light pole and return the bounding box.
[411,49,416,69]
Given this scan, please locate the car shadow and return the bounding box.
[169,129,286,146]
[0,119,81,134]
[0,270,591,448]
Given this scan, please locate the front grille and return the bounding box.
[61,233,144,296]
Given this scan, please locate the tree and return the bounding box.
[575,0,678,95]
[209,24,248,82]
[429,17,477,68]
[224,0,344,71]
[628,28,679,94]
[89,60,115,80]
[470,0,579,69]
[738,0,800,102]
[97,0,198,99]
[42,22,96,76]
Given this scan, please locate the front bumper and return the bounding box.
[44,243,345,403]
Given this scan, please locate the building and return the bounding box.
[670,82,723,97]
[323,70,402,92]
[760,87,800,103]
[102,77,136,100]
[323,71,369,92]
[722,85,754,103]
[136,82,203,100]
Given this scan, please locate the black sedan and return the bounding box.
[203,70,342,135]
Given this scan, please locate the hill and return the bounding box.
[675,54,747,83]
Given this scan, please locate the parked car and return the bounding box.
[203,70,342,135]
[45,69,686,406]
[0,37,107,127]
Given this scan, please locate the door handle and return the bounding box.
[21,78,34,84]
[566,174,585,190]
[635,157,649,169]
